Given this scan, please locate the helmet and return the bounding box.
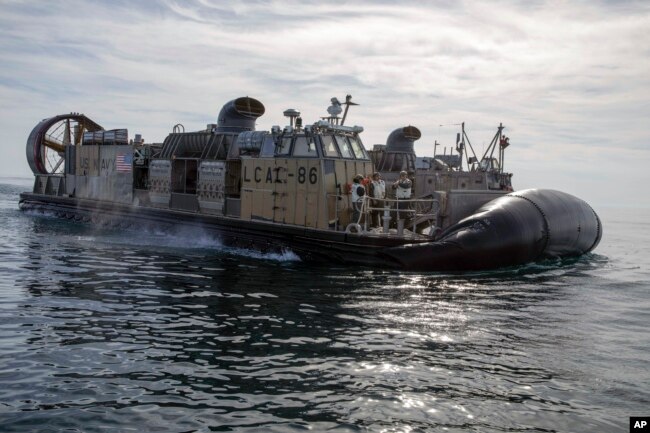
[399,171,407,176]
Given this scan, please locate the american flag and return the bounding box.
[116,153,133,172]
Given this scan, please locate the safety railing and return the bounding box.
[326,193,440,236]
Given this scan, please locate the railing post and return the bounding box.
[363,196,369,232]
[382,205,390,233]
[412,208,417,234]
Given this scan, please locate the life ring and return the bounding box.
[345,223,362,234]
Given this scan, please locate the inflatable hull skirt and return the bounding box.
[381,189,602,271]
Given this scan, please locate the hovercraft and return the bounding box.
[19,95,601,270]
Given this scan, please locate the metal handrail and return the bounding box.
[361,195,439,234]
[326,193,440,235]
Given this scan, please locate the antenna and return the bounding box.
[460,122,479,171]
[340,94,359,126]
[474,123,509,173]
[322,97,342,125]
[283,109,301,128]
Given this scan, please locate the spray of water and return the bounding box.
[96,220,299,262]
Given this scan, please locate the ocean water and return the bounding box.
[1,178,648,433]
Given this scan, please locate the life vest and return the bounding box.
[351,181,365,204]
[395,178,412,199]
[371,180,386,199]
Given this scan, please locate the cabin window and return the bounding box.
[348,136,368,159]
[320,135,341,158]
[292,136,318,157]
[260,135,276,157]
[335,135,354,159]
[479,157,500,171]
[276,137,292,156]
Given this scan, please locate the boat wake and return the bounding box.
[25,208,302,263]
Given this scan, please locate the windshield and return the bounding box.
[479,158,500,171]
[260,135,276,157]
[320,135,340,158]
[293,136,318,157]
[348,136,368,159]
[334,135,354,158]
[276,137,292,156]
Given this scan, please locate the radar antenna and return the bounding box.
[323,98,342,125]
[322,95,358,125]
[283,109,301,128]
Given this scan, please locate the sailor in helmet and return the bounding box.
[351,174,366,223]
[392,170,413,224]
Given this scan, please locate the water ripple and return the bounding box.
[0,181,648,432]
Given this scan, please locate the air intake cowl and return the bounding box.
[216,97,265,133]
[385,125,421,152]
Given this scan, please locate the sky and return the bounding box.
[0,0,648,208]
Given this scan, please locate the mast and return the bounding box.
[340,94,358,126]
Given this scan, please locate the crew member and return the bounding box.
[351,174,366,223]
[392,171,412,225]
[369,172,386,227]
[361,174,372,189]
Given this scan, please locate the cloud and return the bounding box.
[0,0,648,207]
